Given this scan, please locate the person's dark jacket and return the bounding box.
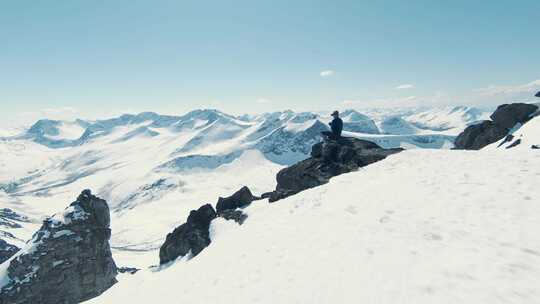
[329,117,343,137]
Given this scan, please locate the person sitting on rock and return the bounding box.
[322,110,343,140]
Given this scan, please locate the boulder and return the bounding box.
[268,137,403,202]
[0,189,117,304]
[220,210,248,225]
[489,103,538,130]
[0,239,19,264]
[535,91,540,98]
[216,186,259,214]
[117,267,140,275]
[159,204,217,264]
[454,103,538,150]
[454,120,507,150]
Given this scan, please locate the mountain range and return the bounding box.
[5,104,539,304]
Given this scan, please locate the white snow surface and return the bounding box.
[2,108,538,304]
[87,148,540,304]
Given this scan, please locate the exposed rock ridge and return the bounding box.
[265,136,403,202]
[0,190,117,304]
[454,102,539,150]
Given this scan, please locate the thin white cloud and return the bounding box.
[474,79,540,96]
[320,70,335,77]
[395,84,414,90]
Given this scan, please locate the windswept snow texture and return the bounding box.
[88,149,540,304]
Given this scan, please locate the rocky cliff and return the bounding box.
[265,137,403,202]
[0,190,117,304]
[455,102,539,150]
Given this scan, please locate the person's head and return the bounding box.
[331,110,339,118]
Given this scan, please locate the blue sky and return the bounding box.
[1,0,539,125]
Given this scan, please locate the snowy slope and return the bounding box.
[404,106,488,134]
[87,148,540,304]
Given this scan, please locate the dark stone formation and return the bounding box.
[117,267,140,275]
[220,209,248,225]
[454,120,508,150]
[159,204,217,265]
[497,134,515,148]
[506,139,522,149]
[0,239,19,264]
[0,189,117,304]
[260,192,273,200]
[267,137,403,202]
[531,145,539,150]
[489,103,539,130]
[455,103,539,150]
[535,91,540,98]
[215,186,260,214]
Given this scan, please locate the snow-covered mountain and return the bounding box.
[1,105,539,303]
[404,106,489,134]
[0,106,489,251]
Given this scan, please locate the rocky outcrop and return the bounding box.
[266,137,403,202]
[0,190,117,304]
[454,121,508,150]
[535,91,540,98]
[216,186,260,214]
[455,103,538,150]
[220,210,248,225]
[0,239,19,264]
[489,103,539,130]
[159,204,217,265]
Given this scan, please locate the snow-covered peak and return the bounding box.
[340,109,372,123]
[404,106,489,133]
[379,116,420,135]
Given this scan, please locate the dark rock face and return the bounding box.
[506,139,522,149]
[268,137,403,202]
[117,267,140,275]
[535,91,540,98]
[489,103,538,130]
[532,145,540,149]
[216,186,259,214]
[454,121,508,150]
[455,103,538,150]
[220,210,248,225]
[0,190,118,304]
[159,204,217,265]
[0,239,19,264]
